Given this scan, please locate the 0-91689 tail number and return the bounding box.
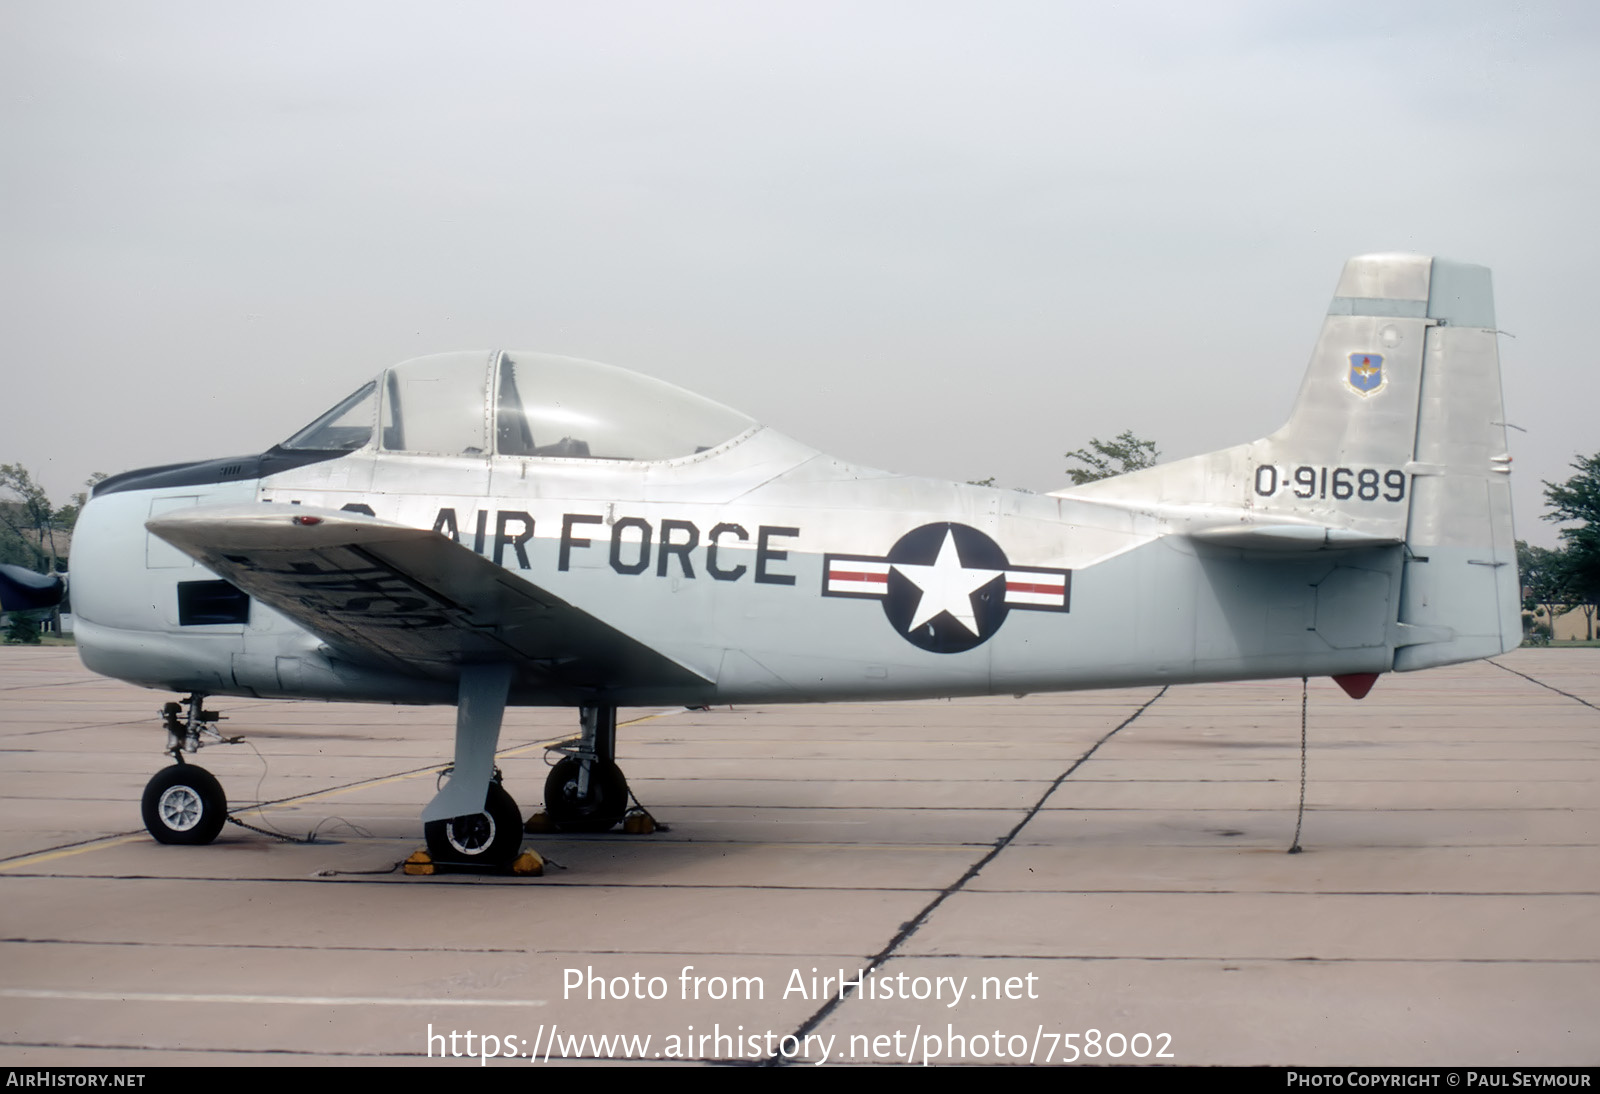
[1253,465,1406,503]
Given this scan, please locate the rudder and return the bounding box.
[1393,258,1520,668]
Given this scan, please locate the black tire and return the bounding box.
[142,764,228,845]
[424,783,523,866]
[544,757,629,833]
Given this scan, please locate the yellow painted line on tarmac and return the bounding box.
[278,708,682,807]
[0,835,144,871]
[497,708,681,760]
[276,756,524,808]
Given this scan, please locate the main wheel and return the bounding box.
[544,757,629,833]
[424,783,523,866]
[142,764,228,845]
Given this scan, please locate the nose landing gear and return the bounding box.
[141,694,238,845]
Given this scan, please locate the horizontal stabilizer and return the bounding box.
[1187,522,1401,551]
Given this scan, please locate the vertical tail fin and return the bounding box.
[1054,253,1520,668]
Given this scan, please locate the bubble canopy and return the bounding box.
[281,351,757,461]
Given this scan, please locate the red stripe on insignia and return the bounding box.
[833,570,887,584]
[1006,580,1062,595]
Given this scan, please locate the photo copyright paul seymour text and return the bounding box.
[1288,1075,1592,1088]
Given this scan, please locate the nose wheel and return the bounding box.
[142,762,228,845]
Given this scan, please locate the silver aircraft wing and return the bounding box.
[146,504,709,689]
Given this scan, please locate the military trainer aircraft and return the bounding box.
[31,253,1518,867]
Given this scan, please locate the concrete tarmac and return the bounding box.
[1,647,1595,1067]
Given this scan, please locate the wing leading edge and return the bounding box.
[146,505,709,692]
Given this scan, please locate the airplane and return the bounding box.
[18,253,1519,869]
[0,564,65,614]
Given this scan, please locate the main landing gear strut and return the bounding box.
[422,696,634,866]
[543,705,631,833]
[424,694,633,868]
[140,694,235,845]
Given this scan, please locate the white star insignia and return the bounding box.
[892,529,1002,635]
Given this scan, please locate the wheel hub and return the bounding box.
[446,812,496,855]
[157,785,203,831]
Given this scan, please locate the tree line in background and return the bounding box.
[0,465,105,572]
[1520,453,1600,641]
[969,431,1161,490]
[1,465,105,642]
[1063,431,1160,485]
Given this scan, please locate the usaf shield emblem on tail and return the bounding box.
[1346,353,1385,397]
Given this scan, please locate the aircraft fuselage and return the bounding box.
[72,425,1401,710]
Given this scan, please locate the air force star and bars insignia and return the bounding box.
[823,522,1070,653]
[1346,353,1385,397]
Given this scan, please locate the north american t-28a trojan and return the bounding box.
[34,254,1518,867]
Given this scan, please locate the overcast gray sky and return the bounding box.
[3,1,1594,546]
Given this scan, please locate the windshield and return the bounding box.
[279,381,377,451]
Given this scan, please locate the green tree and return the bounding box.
[0,464,61,572]
[0,467,106,571]
[0,467,105,635]
[1542,454,1600,640]
[1517,540,1570,640]
[0,519,37,570]
[0,463,59,572]
[1064,431,1159,485]
[50,471,108,535]
[3,610,44,645]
